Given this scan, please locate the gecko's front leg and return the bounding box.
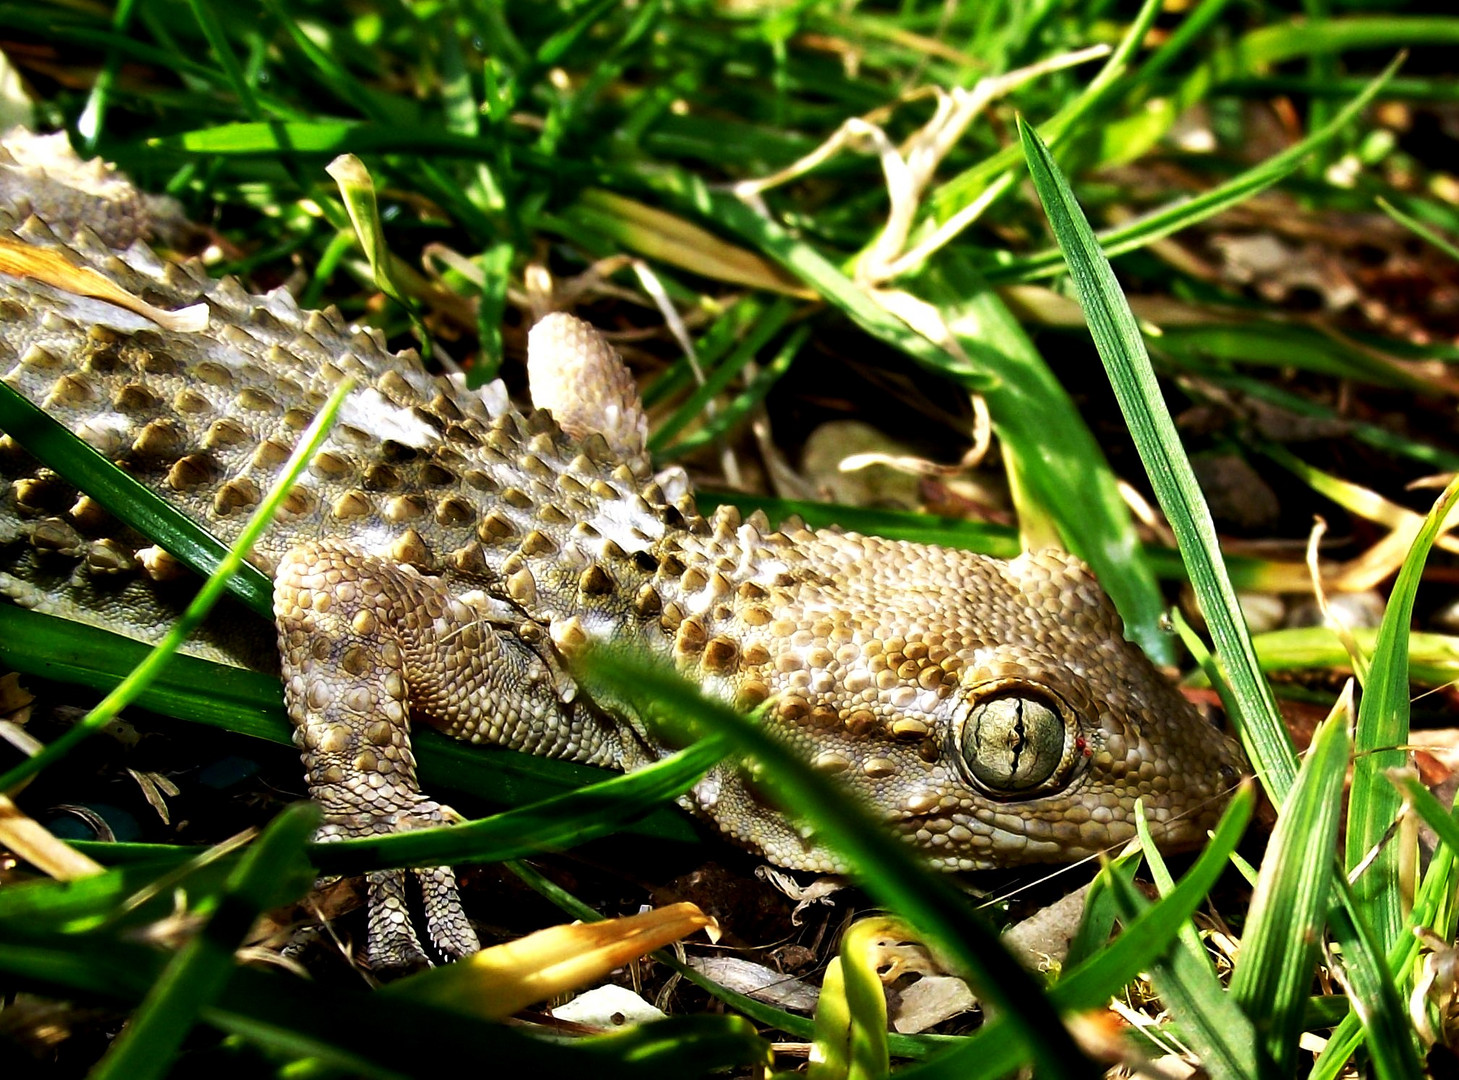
[274,539,586,969]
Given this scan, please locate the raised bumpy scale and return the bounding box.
[0,131,1247,968]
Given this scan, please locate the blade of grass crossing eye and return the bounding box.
[1347,474,1459,958]
[1017,117,1295,803]
[896,783,1254,1080]
[579,650,1099,1080]
[0,378,352,796]
[0,379,272,617]
[88,802,320,1080]
[1228,698,1349,1078]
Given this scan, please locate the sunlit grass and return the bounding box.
[3,1,1459,1075]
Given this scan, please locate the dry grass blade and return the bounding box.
[388,903,717,1021]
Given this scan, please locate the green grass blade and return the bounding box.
[1228,700,1350,1078]
[1136,0,1239,82]
[151,120,491,157]
[1311,778,1459,1077]
[807,919,893,1080]
[182,0,265,120]
[0,926,769,1078]
[74,0,140,150]
[1377,196,1459,263]
[309,736,726,873]
[1017,116,1294,802]
[0,605,698,845]
[0,847,243,931]
[326,152,416,312]
[1390,771,1459,858]
[1106,857,1264,1080]
[89,802,319,1080]
[638,170,994,385]
[659,325,807,461]
[1162,346,1458,462]
[1347,475,1459,957]
[1048,786,1253,1013]
[926,0,1164,224]
[648,297,795,453]
[0,378,272,617]
[1236,16,1459,66]
[258,0,385,121]
[1155,322,1443,396]
[1063,851,1141,970]
[1326,880,1425,1080]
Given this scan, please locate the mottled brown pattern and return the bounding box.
[0,132,1246,968]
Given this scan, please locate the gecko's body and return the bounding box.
[0,131,1245,966]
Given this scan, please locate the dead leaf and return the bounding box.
[0,795,104,879]
[386,902,717,1021]
[0,235,207,331]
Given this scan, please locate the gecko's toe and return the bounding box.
[418,864,481,959]
[365,868,432,972]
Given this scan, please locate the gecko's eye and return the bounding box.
[954,683,1080,796]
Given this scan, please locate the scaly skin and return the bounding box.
[0,133,1247,967]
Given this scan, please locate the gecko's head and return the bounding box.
[691,537,1249,874]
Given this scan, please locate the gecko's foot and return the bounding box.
[315,799,481,971]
